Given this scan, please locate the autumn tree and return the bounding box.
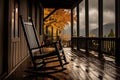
[44,8,76,36]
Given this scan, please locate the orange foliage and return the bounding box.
[44,8,76,31]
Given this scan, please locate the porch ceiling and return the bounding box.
[39,0,83,9]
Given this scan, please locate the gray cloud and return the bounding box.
[79,0,115,31]
[103,0,115,12]
[63,0,115,37]
[79,0,115,11]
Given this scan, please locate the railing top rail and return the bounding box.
[72,37,117,40]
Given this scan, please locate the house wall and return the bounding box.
[36,2,40,34]
[0,0,42,77]
[7,0,42,73]
[32,0,36,27]
[19,0,29,60]
[7,0,30,72]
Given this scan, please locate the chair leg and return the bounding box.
[61,50,66,62]
[59,41,68,63]
[54,43,64,68]
[57,53,64,68]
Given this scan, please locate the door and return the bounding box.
[9,0,21,71]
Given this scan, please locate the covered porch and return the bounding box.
[1,0,120,80]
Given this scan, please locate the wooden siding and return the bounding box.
[7,0,33,73]
[6,0,42,75]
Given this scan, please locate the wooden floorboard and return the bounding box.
[5,48,120,80]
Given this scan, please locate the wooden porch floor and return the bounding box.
[5,48,120,80]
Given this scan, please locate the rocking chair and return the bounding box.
[19,15,68,75]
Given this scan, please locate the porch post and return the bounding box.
[98,0,103,58]
[85,0,89,53]
[56,29,58,36]
[46,26,48,34]
[115,0,120,64]
[3,0,9,74]
[71,9,74,49]
[56,29,58,41]
[51,27,53,41]
[77,4,80,50]
[77,5,80,37]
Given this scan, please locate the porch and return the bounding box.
[5,48,120,80]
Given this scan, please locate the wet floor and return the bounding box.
[5,48,120,80]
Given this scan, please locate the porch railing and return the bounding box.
[46,36,71,47]
[72,37,116,57]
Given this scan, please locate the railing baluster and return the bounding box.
[72,37,116,60]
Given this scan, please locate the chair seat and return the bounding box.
[33,50,57,60]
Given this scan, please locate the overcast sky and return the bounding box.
[79,0,115,30]
[63,0,115,36]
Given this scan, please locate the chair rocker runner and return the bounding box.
[19,15,68,75]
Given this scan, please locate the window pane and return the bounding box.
[103,0,115,38]
[89,0,98,37]
[80,0,85,37]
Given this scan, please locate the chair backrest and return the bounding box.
[19,15,40,51]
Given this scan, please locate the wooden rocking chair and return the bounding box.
[19,15,68,75]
